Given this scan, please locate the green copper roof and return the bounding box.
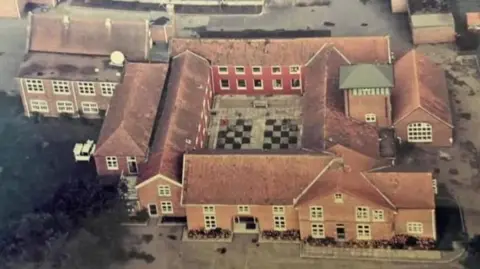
[339,64,394,89]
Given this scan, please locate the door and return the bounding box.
[148,204,158,216]
[233,216,259,234]
[336,224,346,240]
[127,157,138,174]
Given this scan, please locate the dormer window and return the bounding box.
[365,113,376,123]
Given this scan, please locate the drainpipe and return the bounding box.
[431,209,437,240]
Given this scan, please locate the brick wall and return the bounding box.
[395,209,436,239]
[346,91,392,128]
[412,26,456,45]
[0,0,23,18]
[137,176,185,217]
[391,0,408,13]
[94,155,146,177]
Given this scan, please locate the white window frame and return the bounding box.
[237,79,247,90]
[372,209,385,222]
[52,80,70,95]
[253,79,263,90]
[105,156,118,170]
[356,206,370,221]
[77,82,96,96]
[100,82,117,97]
[235,66,245,74]
[252,66,262,74]
[365,113,377,123]
[157,185,171,197]
[148,203,158,216]
[273,79,283,90]
[25,79,44,93]
[311,223,325,238]
[81,102,99,115]
[406,222,424,235]
[218,66,228,74]
[334,193,344,203]
[160,201,173,214]
[432,178,438,195]
[289,65,301,74]
[220,79,230,90]
[273,215,286,231]
[126,156,138,174]
[291,78,302,89]
[271,66,281,74]
[203,205,215,214]
[30,99,49,113]
[407,122,433,143]
[56,101,74,114]
[237,205,250,214]
[309,206,324,221]
[272,206,285,215]
[356,224,371,240]
[204,215,217,230]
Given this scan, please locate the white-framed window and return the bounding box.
[289,65,300,74]
[365,113,377,123]
[272,206,285,215]
[271,66,281,74]
[356,224,371,240]
[77,82,95,96]
[235,66,245,74]
[56,101,74,113]
[253,79,263,90]
[30,99,49,113]
[52,80,70,94]
[273,216,286,231]
[356,206,369,221]
[273,79,283,90]
[407,222,423,235]
[334,193,344,203]
[148,204,158,216]
[100,82,117,97]
[311,223,325,238]
[252,66,262,74]
[237,79,247,90]
[238,205,250,214]
[372,209,385,222]
[291,78,301,89]
[157,185,171,197]
[204,215,217,230]
[220,79,229,90]
[218,66,228,74]
[105,156,118,170]
[432,178,438,195]
[407,122,433,143]
[203,205,215,214]
[81,102,99,114]
[160,201,173,214]
[126,156,138,174]
[25,79,44,93]
[310,206,324,221]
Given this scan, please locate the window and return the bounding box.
[235,66,245,74]
[52,80,70,94]
[220,79,229,90]
[271,66,281,74]
[105,156,118,170]
[334,193,344,203]
[148,204,158,216]
[252,66,262,74]
[272,206,285,215]
[238,205,250,214]
[157,185,171,197]
[218,66,228,74]
[204,215,217,230]
[407,222,423,235]
[56,101,74,113]
[237,79,247,90]
[372,209,385,222]
[407,122,433,143]
[25,79,44,93]
[203,205,215,214]
[356,206,369,221]
[160,201,173,214]
[100,82,117,97]
[273,79,283,90]
[365,113,376,123]
[30,99,48,113]
[356,224,371,240]
[77,82,95,95]
[289,65,300,74]
[253,79,263,90]
[274,216,286,231]
[432,178,438,195]
[127,156,138,174]
[311,223,325,238]
[291,78,301,89]
[310,206,324,221]
[81,102,99,114]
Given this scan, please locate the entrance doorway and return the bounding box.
[233,216,259,234]
[336,224,346,240]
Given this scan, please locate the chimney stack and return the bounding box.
[62,15,70,26]
[105,18,112,30]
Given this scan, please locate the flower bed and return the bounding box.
[261,230,301,241]
[187,228,232,240]
[303,234,436,250]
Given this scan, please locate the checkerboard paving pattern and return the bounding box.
[263,119,299,150]
[216,119,253,149]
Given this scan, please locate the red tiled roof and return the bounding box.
[94,63,169,157]
[467,12,480,27]
[28,13,149,60]
[138,51,210,184]
[392,49,452,127]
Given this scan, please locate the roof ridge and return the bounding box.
[360,172,397,210]
[411,50,422,108]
